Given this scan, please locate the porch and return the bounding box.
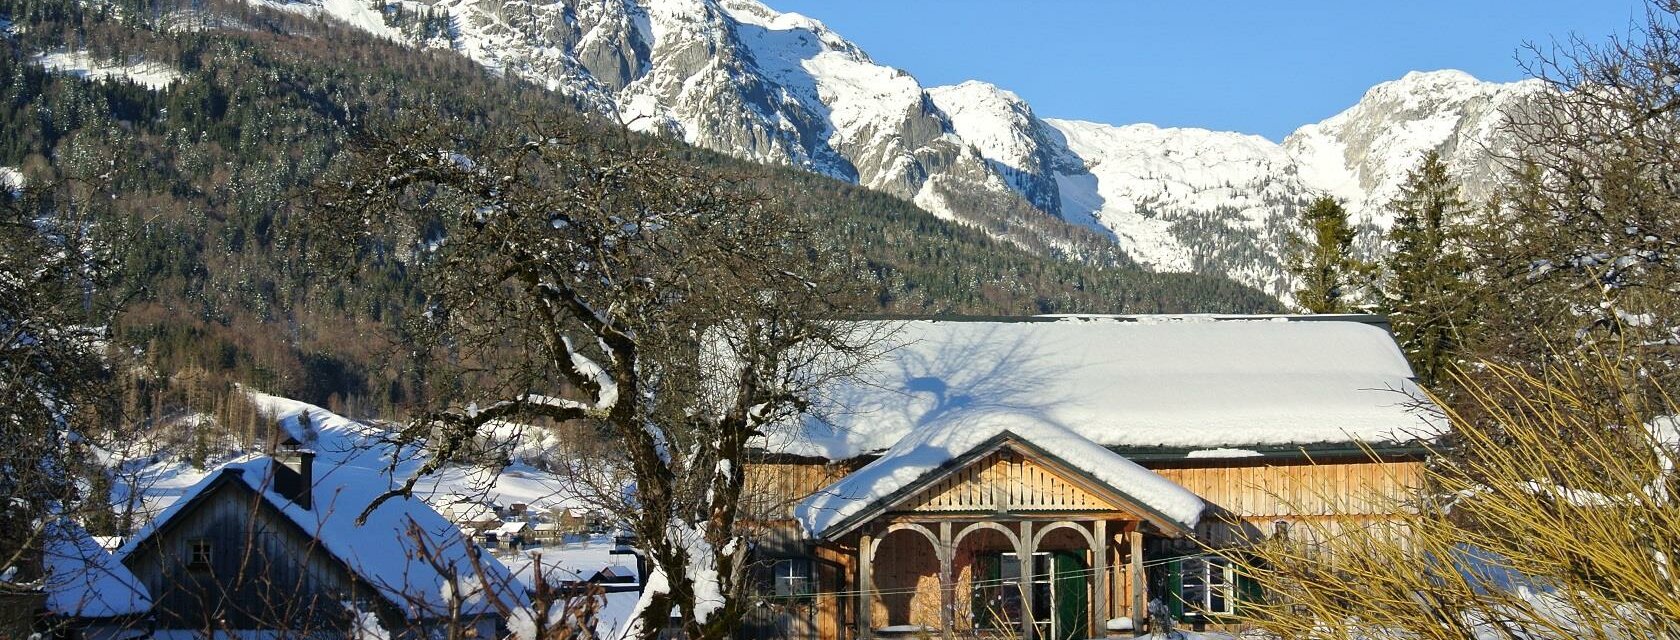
[797,435,1209,640]
[847,516,1154,640]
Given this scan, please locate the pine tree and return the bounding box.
[1285,195,1366,313]
[1383,151,1474,390]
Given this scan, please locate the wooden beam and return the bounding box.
[939,521,954,640]
[1019,521,1035,640]
[859,532,873,640]
[1129,529,1144,637]
[877,510,1141,522]
[1093,520,1109,631]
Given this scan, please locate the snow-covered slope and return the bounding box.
[34,50,182,90]
[235,0,1544,301]
[1284,70,1542,230]
[1042,71,1542,300]
[1045,119,1312,294]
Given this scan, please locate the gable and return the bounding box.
[121,472,376,629]
[895,448,1123,514]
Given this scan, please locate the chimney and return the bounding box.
[271,411,315,510]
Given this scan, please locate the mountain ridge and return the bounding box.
[204,0,1542,299]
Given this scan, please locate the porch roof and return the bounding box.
[795,420,1205,539]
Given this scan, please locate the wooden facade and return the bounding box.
[746,448,1424,640]
[121,469,502,639]
[124,470,375,634]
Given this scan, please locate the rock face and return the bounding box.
[1284,70,1543,232]
[293,0,1546,300]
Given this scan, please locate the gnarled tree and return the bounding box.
[309,118,876,640]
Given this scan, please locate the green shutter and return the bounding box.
[1235,558,1264,617]
[1165,559,1184,620]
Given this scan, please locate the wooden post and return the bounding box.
[859,532,874,640]
[1129,528,1145,637]
[939,522,954,640]
[1019,521,1035,640]
[1093,520,1109,632]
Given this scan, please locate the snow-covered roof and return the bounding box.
[44,519,152,618]
[504,537,639,587]
[794,420,1205,538]
[496,521,530,535]
[117,398,529,620]
[766,315,1442,460]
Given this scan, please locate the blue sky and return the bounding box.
[763,1,1647,141]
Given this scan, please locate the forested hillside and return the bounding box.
[0,0,1277,418]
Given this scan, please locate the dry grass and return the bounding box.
[1222,356,1680,639]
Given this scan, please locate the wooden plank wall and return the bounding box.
[123,478,370,631]
[1154,460,1423,519]
[869,530,943,628]
[744,462,853,521]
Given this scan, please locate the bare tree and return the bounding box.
[309,117,878,640]
[0,172,124,613]
[1477,0,1680,390]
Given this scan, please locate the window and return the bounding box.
[973,552,1050,630]
[188,538,213,570]
[771,558,814,600]
[1179,556,1235,617]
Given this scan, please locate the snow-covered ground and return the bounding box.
[34,50,182,90]
[0,167,22,196]
[497,535,645,638]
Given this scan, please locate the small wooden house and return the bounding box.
[743,315,1439,640]
[117,413,528,638]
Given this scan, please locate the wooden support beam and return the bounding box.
[859,532,874,640]
[1093,520,1109,631]
[938,522,955,640]
[1129,529,1144,637]
[1019,521,1035,640]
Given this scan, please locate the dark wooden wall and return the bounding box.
[121,475,379,634]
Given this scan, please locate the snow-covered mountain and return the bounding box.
[1285,69,1541,231]
[249,0,1545,300]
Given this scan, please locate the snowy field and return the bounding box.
[34,50,182,90]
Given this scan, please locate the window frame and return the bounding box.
[770,557,815,601]
[187,538,213,570]
[974,551,1051,630]
[1180,555,1236,617]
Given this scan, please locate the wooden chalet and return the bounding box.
[741,315,1439,640]
[115,413,528,638]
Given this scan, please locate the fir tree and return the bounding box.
[1382,151,1474,390]
[1285,195,1366,313]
